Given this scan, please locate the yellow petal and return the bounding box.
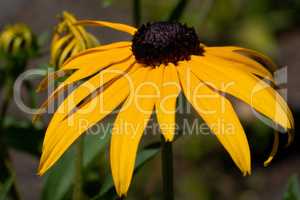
[62,46,132,70]
[264,131,279,167]
[12,37,23,54]
[205,47,274,81]
[110,67,162,196]
[190,55,293,131]
[41,57,137,148]
[156,64,181,141]
[58,38,78,66]
[1,29,15,51]
[41,63,142,153]
[75,20,137,35]
[33,83,71,123]
[233,47,277,72]
[178,64,251,174]
[36,68,73,92]
[85,32,99,48]
[62,11,93,49]
[70,43,83,57]
[63,41,131,67]
[34,45,132,122]
[65,18,85,49]
[38,65,143,175]
[35,49,132,111]
[39,42,131,90]
[50,34,73,66]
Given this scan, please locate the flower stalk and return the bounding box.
[133,0,141,27]
[0,77,21,200]
[168,0,189,21]
[161,136,174,200]
[72,137,84,200]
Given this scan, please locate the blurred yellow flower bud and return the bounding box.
[0,23,37,58]
[51,11,99,67]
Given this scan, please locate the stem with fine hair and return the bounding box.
[161,136,174,200]
[73,137,84,200]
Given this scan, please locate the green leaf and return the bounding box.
[3,118,44,156]
[42,130,111,200]
[92,144,160,200]
[0,176,14,200]
[284,175,300,200]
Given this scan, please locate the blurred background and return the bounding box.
[0,0,300,199]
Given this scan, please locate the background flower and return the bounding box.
[0,23,37,58]
[50,11,99,68]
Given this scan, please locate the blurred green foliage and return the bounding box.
[284,175,300,200]
[42,128,111,200]
[0,176,14,200]
[141,0,300,57]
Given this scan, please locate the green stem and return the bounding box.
[0,79,13,117]
[198,0,215,25]
[0,79,21,200]
[133,0,141,27]
[24,81,37,109]
[168,0,189,22]
[161,136,174,200]
[73,137,84,200]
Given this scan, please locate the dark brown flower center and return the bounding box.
[132,22,203,66]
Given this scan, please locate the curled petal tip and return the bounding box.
[163,134,174,142]
[243,170,251,176]
[31,116,38,124]
[285,129,295,147]
[37,165,44,176]
[115,186,127,198]
[32,108,44,123]
[263,158,273,167]
[37,171,43,176]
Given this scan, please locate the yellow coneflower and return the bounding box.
[36,20,294,196]
[0,23,37,57]
[50,11,99,67]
